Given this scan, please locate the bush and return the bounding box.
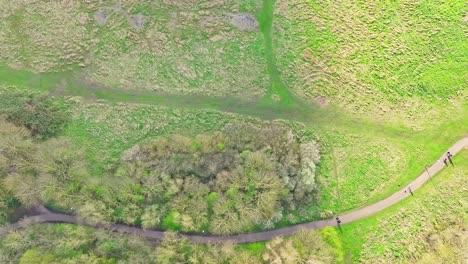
[0,118,40,208]
[263,230,344,264]
[19,249,55,264]
[1,113,93,210]
[2,92,69,139]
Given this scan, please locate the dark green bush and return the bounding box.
[6,95,69,139]
[0,91,69,139]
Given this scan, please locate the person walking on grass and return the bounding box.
[447,151,454,166]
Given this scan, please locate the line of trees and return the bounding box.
[0,224,344,263]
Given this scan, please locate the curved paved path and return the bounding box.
[2,137,467,244]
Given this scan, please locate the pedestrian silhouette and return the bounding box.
[336,217,343,233]
[448,158,454,166]
[443,158,448,166]
[447,152,454,166]
[408,187,413,196]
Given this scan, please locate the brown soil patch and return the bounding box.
[94,10,109,26]
[313,96,329,106]
[227,13,258,31]
[129,13,144,29]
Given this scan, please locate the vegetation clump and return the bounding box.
[0,225,343,264]
[112,121,320,234]
[263,228,344,263]
[0,90,69,139]
[0,117,86,212]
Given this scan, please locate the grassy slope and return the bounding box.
[274,0,467,121]
[339,150,467,263]
[315,111,467,215]
[0,0,269,98]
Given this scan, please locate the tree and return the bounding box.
[36,138,88,182]
[112,120,321,235]
[2,173,41,208]
[77,200,113,226]
[263,230,344,264]
[154,232,193,264]
[263,237,300,264]
[0,119,36,177]
[141,205,165,229]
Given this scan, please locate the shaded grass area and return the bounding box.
[0,64,70,91]
[339,150,468,263]
[258,0,294,104]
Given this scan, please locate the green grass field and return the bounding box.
[274,0,467,125]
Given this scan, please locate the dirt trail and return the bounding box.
[3,137,466,244]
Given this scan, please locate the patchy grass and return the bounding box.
[0,63,72,91]
[0,0,91,72]
[315,120,467,215]
[64,99,251,175]
[0,0,269,98]
[236,242,266,257]
[274,0,467,128]
[339,150,468,263]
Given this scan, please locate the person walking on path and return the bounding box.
[447,151,454,166]
[336,217,343,233]
[408,187,413,196]
[443,158,448,166]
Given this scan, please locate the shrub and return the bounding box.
[36,138,88,182]
[263,230,344,264]
[19,249,55,264]
[77,201,113,225]
[5,94,69,139]
[0,118,40,208]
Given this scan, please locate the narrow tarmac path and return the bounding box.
[2,137,467,244]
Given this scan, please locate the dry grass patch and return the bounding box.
[0,0,91,72]
[85,0,267,97]
[0,0,268,98]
